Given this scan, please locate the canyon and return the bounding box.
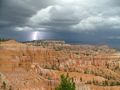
[0,40,120,90]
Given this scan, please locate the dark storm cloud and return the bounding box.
[0,0,57,29]
[24,0,56,10]
[28,0,120,32]
[0,0,120,48]
[0,0,36,27]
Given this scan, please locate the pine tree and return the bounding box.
[56,73,75,90]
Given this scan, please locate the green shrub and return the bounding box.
[55,73,75,90]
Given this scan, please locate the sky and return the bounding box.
[0,0,120,47]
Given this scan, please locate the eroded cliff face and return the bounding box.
[0,40,120,90]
